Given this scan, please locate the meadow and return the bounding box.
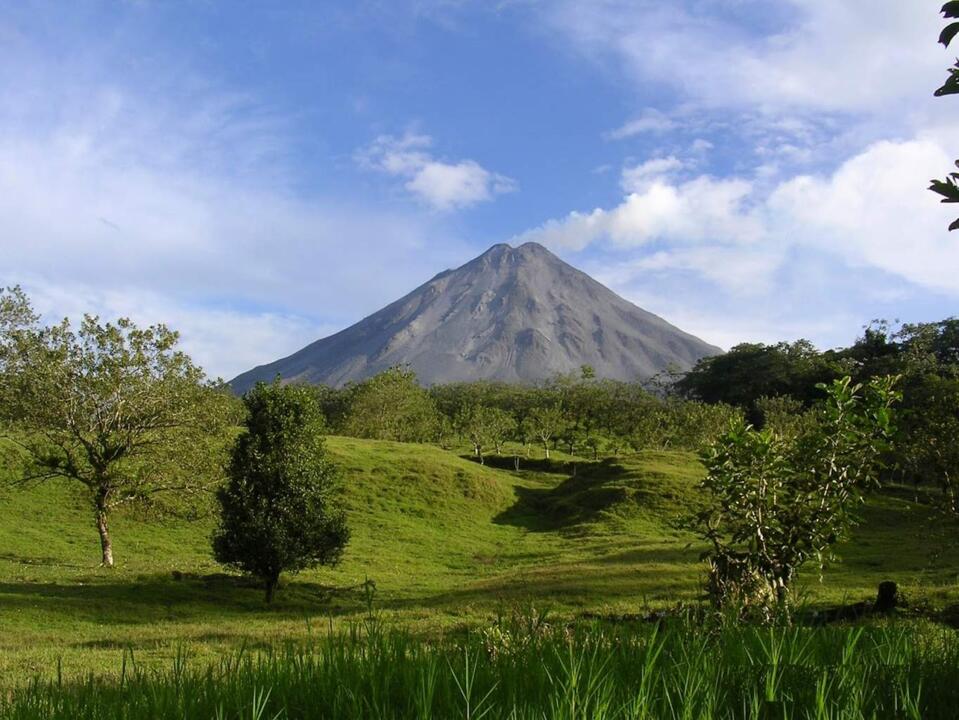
[0,435,957,700]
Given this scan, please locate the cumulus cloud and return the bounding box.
[516,158,763,252]
[357,133,517,211]
[517,136,959,297]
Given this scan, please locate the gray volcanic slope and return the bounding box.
[230,242,722,391]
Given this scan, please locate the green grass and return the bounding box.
[0,436,957,684]
[4,618,959,719]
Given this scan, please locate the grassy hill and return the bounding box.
[0,436,956,683]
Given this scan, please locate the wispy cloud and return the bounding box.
[604,109,676,140]
[0,21,470,378]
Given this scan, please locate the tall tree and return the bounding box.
[931,2,959,230]
[213,382,349,602]
[0,289,235,566]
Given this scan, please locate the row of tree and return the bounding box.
[677,319,959,500]
[315,365,742,462]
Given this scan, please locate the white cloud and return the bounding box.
[620,156,683,193]
[516,171,762,251]
[357,132,517,211]
[15,279,335,381]
[767,137,959,294]
[605,109,675,140]
[0,41,473,379]
[550,1,944,116]
[517,136,959,297]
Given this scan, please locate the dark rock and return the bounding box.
[874,580,899,612]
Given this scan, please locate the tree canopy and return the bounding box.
[0,288,236,566]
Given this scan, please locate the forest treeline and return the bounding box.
[309,318,957,493]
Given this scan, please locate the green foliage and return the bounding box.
[453,404,516,462]
[753,395,819,439]
[342,366,439,442]
[0,288,235,566]
[523,403,567,460]
[695,376,900,611]
[213,382,349,602]
[677,340,840,408]
[932,2,959,230]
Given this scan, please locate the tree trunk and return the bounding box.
[264,572,280,603]
[543,441,550,460]
[94,487,113,568]
[96,508,113,567]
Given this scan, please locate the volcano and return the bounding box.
[230,242,721,391]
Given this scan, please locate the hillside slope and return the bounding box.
[231,242,722,391]
[0,438,955,682]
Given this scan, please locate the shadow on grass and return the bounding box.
[488,459,654,532]
[0,573,374,624]
[0,551,87,569]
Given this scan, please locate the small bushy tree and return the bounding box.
[695,376,899,612]
[454,404,516,462]
[523,403,567,460]
[342,366,439,443]
[213,382,349,602]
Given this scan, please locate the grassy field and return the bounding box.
[0,436,957,685]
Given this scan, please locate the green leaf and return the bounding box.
[941,22,959,47]
[929,177,959,202]
[935,62,959,96]
[943,1,959,19]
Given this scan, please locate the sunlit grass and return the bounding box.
[0,436,956,685]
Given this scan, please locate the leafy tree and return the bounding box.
[931,1,959,230]
[523,403,567,460]
[0,289,235,566]
[896,374,959,508]
[677,341,840,411]
[454,404,515,463]
[213,382,349,602]
[695,376,899,612]
[342,366,439,443]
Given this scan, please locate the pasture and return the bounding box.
[0,436,956,688]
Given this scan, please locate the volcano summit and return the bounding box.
[230,242,721,391]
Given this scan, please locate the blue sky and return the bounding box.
[2,0,957,378]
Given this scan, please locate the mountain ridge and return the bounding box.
[230,242,722,391]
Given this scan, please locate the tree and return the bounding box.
[454,404,516,462]
[523,403,567,460]
[0,290,235,566]
[694,376,899,612]
[931,2,959,230]
[213,382,349,602]
[342,366,439,443]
